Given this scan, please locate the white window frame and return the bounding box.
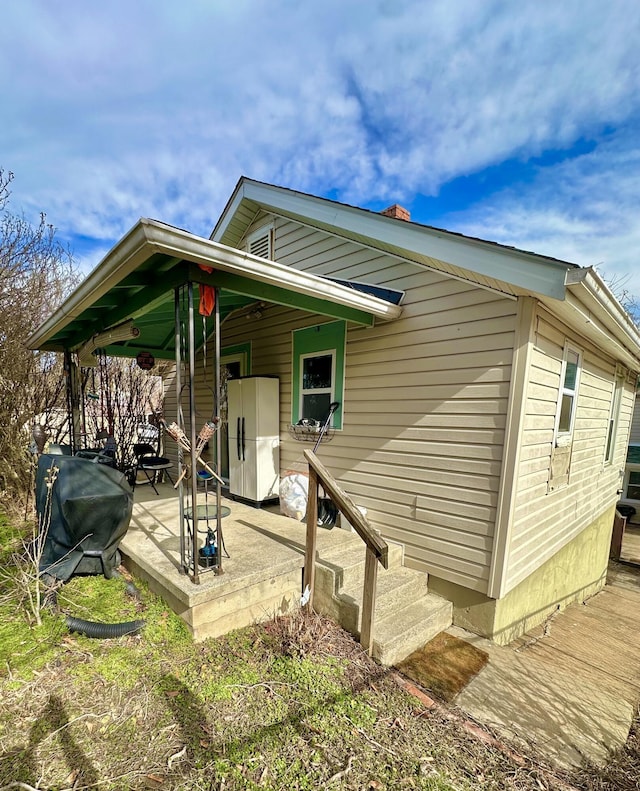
[604,367,624,464]
[553,343,582,447]
[623,463,640,502]
[299,349,336,422]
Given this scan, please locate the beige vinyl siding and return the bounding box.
[161,361,217,471]
[504,306,635,591]
[214,218,516,592]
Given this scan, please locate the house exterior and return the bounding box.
[620,397,640,522]
[28,176,640,645]
[201,178,640,643]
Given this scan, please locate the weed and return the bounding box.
[0,507,636,790]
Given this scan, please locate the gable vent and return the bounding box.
[247,227,272,259]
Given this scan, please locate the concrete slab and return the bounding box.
[452,561,640,769]
[121,482,365,637]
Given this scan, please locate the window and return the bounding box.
[604,368,623,463]
[300,351,335,423]
[548,342,582,492]
[292,321,345,429]
[221,342,251,379]
[554,344,581,444]
[624,468,640,501]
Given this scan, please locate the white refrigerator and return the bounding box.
[227,376,280,504]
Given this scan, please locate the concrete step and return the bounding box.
[317,539,404,587]
[338,565,429,634]
[312,534,452,666]
[372,594,453,667]
[312,540,403,619]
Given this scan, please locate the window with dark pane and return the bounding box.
[302,392,331,422]
[300,351,334,422]
[558,394,573,433]
[303,355,332,390]
[628,471,640,501]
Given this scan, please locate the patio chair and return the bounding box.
[132,443,174,495]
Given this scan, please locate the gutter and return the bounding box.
[564,267,640,370]
[28,219,402,350]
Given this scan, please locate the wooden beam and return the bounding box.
[303,465,319,609]
[360,547,379,655]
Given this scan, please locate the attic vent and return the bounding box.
[246,226,272,259]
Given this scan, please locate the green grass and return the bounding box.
[0,507,630,791]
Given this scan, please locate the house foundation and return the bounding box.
[428,503,615,645]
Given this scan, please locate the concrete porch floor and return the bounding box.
[120,481,366,640]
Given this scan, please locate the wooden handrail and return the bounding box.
[304,450,388,567]
[303,449,389,655]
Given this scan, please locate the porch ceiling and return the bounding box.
[28,218,402,359]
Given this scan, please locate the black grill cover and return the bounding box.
[36,453,133,580]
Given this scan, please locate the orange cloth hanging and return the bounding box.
[197,265,215,316]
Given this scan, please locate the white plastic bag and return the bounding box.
[279,470,309,521]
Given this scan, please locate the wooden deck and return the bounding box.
[620,521,640,566]
[454,561,640,768]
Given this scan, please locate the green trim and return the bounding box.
[292,321,345,429]
[222,342,252,375]
[192,265,374,327]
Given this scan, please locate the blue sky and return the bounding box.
[2,0,640,300]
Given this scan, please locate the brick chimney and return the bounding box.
[380,203,410,221]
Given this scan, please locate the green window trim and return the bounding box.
[221,342,252,375]
[292,321,345,429]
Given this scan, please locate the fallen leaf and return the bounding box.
[166,690,180,698]
[145,773,165,787]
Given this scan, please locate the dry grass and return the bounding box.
[0,510,638,790]
[0,602,637,791]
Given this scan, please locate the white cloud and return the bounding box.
[446,132,640,298]
[1,0,639,293]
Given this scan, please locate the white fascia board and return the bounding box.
[144,221,402,320]
[211,178,245,241]
[562,267,640,370]
[27,221,153,349]
[28,219,401,350]
[221,180,573,301]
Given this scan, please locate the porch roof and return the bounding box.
[28,218,402,358]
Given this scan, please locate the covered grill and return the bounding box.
[36,453,133,580]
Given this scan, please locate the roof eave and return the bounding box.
[213,178,573,301]
[560,267,640,370]
[28,219,402,352]
[27,220,154,351]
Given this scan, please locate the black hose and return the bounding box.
[65,615,145,638]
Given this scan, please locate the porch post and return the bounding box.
[214,286,224,574]
[64,350,82,454]
[175,287,186,575]
[188,281,200,584]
